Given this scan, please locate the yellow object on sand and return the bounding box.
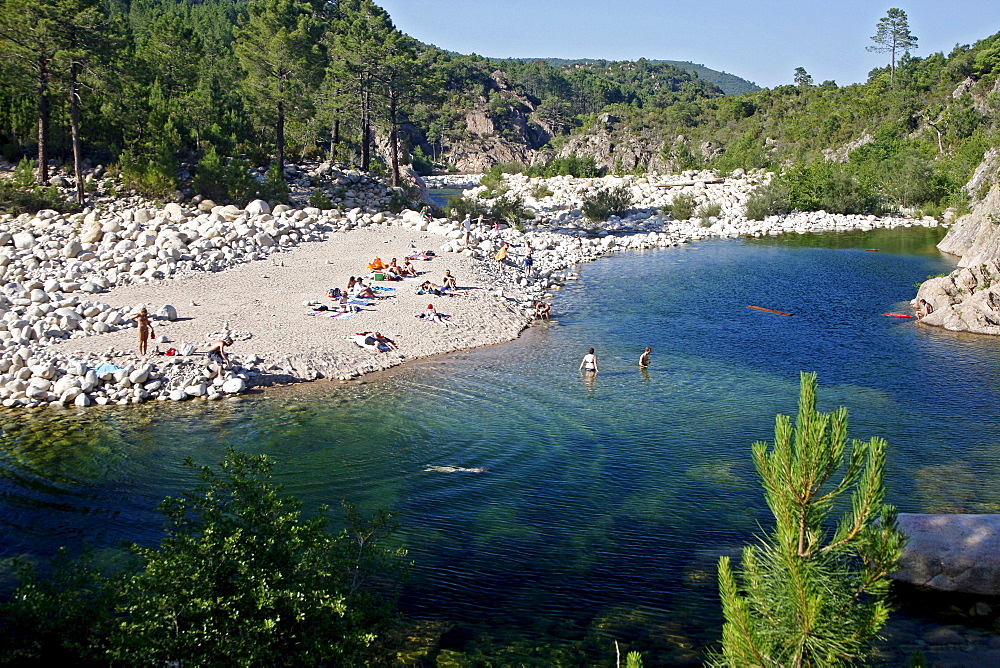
[495,246,508,261]
[367,257,385,271]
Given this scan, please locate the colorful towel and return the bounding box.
[311,311,354,319]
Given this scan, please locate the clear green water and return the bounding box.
[4,226,999,663]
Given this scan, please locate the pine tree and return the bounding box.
[711,372,905,667]
[233,0,326,173]
[867,8,918,82]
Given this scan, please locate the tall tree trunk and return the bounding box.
[361,88,370,172]
[70,59,84,205]
[388,90,399,187]
[329,117,339,161]
[36,58,49,185]
[276,99,285,173]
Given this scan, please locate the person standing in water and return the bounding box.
[579,347,599,373]
[639,346,651,368]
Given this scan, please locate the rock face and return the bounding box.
[914,148,1000,334]
[892,513,1000,595]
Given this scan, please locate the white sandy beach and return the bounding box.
[50,225,533,383]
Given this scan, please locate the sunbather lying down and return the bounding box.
[353,331,397,352]
[423,465,489,473]
[415,304,449,324]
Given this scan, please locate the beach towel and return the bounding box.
[372,286,396,292]
[312,310,353,319]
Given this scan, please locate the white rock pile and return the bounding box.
[0,167,943,409]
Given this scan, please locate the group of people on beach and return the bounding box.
[579,346,652,373]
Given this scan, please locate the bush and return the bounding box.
[258,162,290,204]
[745,183,792,220]
[696,201,722,226]
[0,450,407,665]
[192,146,257,203]
[0,158,81,215]
[445,195,488,220]
[309,188,334,209]
[778,162,883,215]
[488,192,533,227]
[582,185,633,222]
[662,193,696,220]
[529,182,554,199]
[478,166,509,198]
[119,146,178,198]
[410,146,433,176]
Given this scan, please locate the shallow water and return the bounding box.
[4,226,999,663]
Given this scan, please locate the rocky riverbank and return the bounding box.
[914,148,1000,335]
[0,168,939,409]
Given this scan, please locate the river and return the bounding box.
[4,226,999,664]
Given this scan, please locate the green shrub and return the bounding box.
[582,185,633,222]
[0,158,81,215]
[0,450,406,665]
[309,188,334,209]
[745,183,792,220]
[386,188,412,213]
[529,182,553,199]
[662,193,696,220]
[712,132,773,172]
[258,163,289,204]
[778,162,883,215]
[192,146,256,203]
[478,167,509,198]
[119,146,177,198]
[696,201,722,225]
[410,146,433,176]
[488,192,533,226]
[445,195,488,220]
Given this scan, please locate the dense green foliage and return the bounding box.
[505,57,760,96]
[662,192,697,220]
[712,373,905,667]
[582,185,633,222]
[0,450,405,665]
[0,0,995,220]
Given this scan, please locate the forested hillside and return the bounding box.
[502,57,760,96]
[0,0,996,222]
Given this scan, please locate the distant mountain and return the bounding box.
[512,58,759,96]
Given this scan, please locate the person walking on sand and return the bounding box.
[130,307,155,355]
[463,214,472,247]
[639,346,651,368]
[495,241,509,264]
[579,347,599,373]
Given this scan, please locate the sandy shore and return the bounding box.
[50,225,533,384]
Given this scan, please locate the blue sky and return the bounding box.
[374,1,998,89]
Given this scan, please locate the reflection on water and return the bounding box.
[2,230,1000,663]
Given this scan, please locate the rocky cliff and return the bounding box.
[914,148,1000,334]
